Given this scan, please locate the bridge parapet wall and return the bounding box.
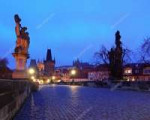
[0,79,33,120]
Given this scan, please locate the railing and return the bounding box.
[0,79,31,109]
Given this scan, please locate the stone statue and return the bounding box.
[115,31,122,48]
[14,14,30,56]
[12,14,30,78]
[108,31,123,80]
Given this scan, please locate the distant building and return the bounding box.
[29,59,38,69]
[73,59,95,78]
[37,60,45,76]
[123,63,150,81]
[88,64,110,81]
[54,60,95,81]
[37,60,44,71]
[73,59,94,70]
[55,65,74,82]
[29,49,55,78]
[28,59,38,77]
[44,49,55,76]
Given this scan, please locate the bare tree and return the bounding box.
[94,31,132,80]
[0,58,11,79]
[0,58,8,68]
[140,37,150,63]
[122,47,132,64]
[94,45,109,65]
[95,45,132,65]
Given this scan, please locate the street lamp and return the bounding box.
[31,76,36,82]
[31,76,35,80]
[71,69,76,76]
[47,79,50,84]
[52,76,56,80]
[28,68,35,75]
[28,68,36,82]
[70,69,76,83]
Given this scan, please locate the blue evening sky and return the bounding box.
[0,0,150,68]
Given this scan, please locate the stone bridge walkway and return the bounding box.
[14,85,150,120]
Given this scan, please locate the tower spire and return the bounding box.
[46,49,52,61]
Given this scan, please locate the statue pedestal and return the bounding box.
[12,70,28,79]
[12,53,29,79]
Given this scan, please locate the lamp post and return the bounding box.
[28,68,36,81]
[52,76,56,81]
[71,69,76,83]
[28,68,35,75]
[51,76,56,83]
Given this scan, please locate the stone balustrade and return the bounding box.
[0,79,37,120]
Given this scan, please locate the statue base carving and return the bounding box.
[12,53,29,79]
[12,70,28,79]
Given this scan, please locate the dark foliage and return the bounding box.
[0,58,12,79]
[140,37,150,63]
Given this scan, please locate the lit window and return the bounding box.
[132,78,135,81]
[125,69,132,74]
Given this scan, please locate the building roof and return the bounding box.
[124,63,150,69]
[124,63,150,76]
[29,59,37,68]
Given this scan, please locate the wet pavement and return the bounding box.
[14,85,150,120]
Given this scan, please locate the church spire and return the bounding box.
[46,49,52,61]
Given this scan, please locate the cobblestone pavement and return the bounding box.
[14,85,150,120]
